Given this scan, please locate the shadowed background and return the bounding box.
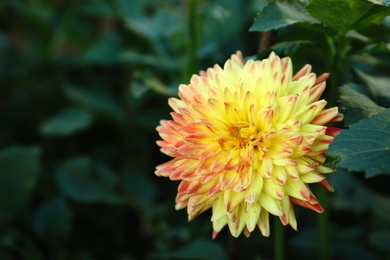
[0,0,389,259]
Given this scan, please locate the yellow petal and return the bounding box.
[245,202,261,232]
[263,178,285,201]
[244,171,264,211]
[285,180,310,201]
[212,215,228,233]
[224,189,246,213]
[227,206,246,238]
[258,209,270,237]
[279,195,291,225]
[300,172,325,183]
[211,196,226,221]
[259,192,283,216]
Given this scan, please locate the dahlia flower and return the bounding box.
[155,51,343,238]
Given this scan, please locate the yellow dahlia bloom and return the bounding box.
[155,51,343,238]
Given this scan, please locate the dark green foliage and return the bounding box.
[1,0,390,259]
[328,110,390,177]
[0,0,260,259]
[0,147,40,221]
[337,84,385,126]
[250,0,318,31]
[39,108,93,137]
[306,0,390,36]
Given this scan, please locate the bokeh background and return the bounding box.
[1,0,390,259]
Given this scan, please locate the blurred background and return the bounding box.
[0,0,389,259]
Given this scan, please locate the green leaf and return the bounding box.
[116,0,147,16]
[328,109,390,177]
[83,33,122,64]
[122,172,156,207]
[306,0,390,36]
[250,0,319,32]
[273,40,312,54]
[124,17,161,41]
[355,70,390,107]
[64,86,124,122]
[323,154,341,170]
[123,8,178,42]
[118,51,178,71]
[57,157,123,204]
[364,42,390,54]
[0,146,40,221]
[130,71,177,97]
[39,108,92,137]
[33,196,72,243]
[256,40,312,59]
[338,84,385,126]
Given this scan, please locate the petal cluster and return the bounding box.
[156,51,343,238]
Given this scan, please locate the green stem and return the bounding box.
[316,36,343,260]
[318,189,330,260]
[326,36,351,106]
[326,36,338,107]
[186,0,200,80]
[274,218,285,260]
[318,35,350,260]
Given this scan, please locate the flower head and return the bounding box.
[155,51,343,238]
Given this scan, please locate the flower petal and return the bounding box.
[245,202,261,232]
[257,209,270,237]
[156,50,343,238]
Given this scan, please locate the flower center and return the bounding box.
[227,121,254,148]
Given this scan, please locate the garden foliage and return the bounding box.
[0,0,389,259]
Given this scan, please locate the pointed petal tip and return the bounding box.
[291,225,298,232]
[319,179,334,192]
[280,213,289,226]
[317,206,325,214]
[314,72,330,85]
[244,227,251,238]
